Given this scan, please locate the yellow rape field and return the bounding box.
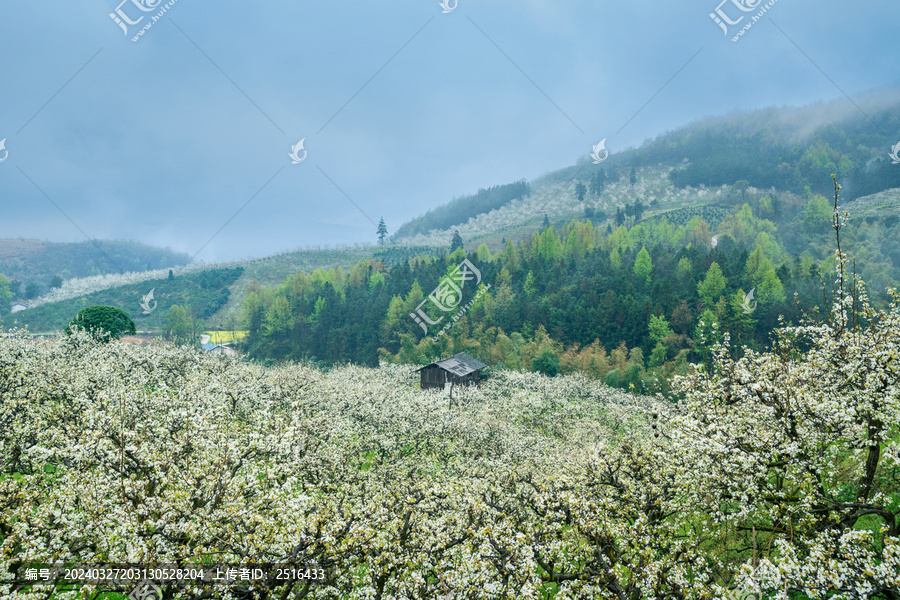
[204,330,248,344]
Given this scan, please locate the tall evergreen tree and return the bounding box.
[575,182,587,202]
[377,217,389,246]
[450,230,464,252]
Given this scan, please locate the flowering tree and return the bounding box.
[670,180,900,598]
[2,177,898,599]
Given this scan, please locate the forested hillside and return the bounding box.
[394,180,531,239]
[635,95,900,199]
[0,238,189,299]
[241,179,900,394]
[1,267,243,333]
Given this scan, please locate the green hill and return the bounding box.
[0,238,190,299]
[391,91,900,250]
[2,267,243,334]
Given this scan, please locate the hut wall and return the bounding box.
[419,363,483,390]
[419,365,448,389]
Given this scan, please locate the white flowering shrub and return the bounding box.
[670,283,900,599]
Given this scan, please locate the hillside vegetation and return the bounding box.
[1,267,243,333]
[392,93,900,249]
[0,239,189,297]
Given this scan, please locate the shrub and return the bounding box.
[65,305,136,342]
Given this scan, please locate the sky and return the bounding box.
[1,0,898,263]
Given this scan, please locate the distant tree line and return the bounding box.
[394,181,531,239]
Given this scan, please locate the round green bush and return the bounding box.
[65,305,136,342]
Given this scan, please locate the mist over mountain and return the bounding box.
[0,239,189,298]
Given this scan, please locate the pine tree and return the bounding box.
[377,217,389,246]
[629,167,637,186]
[450,230,464,252]
[575,182,587,202]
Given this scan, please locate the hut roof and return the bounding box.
[416,352,487,377]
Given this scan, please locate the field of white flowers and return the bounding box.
[2,277,899,599]
[395,166,734,248]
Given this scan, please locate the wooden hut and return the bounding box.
[416,352,487,390]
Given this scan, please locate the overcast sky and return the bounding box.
[1,0,898,262]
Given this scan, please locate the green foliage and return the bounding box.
[65,305,136,342]
[574,182,587,202]
[523,271,536,298]
[633,246,652,284]
[0,274,12,313]
[646,205,729,229]
[164,305,203,344]
[801,194,832,233]
[532,348,560,377]
[240,203,875,396]
[372,246,440,268]
[698,262,727,309]
[757,268,785,305]
[648,314,673,344]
